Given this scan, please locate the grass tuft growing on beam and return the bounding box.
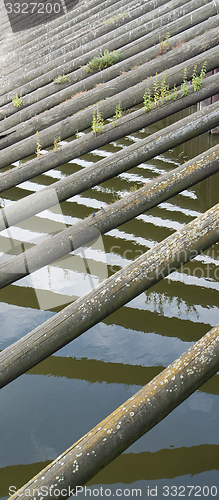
[85,49,121,74]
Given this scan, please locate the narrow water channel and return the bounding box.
[0,107,219,499]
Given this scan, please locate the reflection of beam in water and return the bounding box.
[0,444,219,495]
[27,354,219,395]
[87,446,219,483]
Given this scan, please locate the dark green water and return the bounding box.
[0,107,219,499]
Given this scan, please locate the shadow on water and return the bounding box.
[0,106,219,498]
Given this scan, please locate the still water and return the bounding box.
[0,107,219,499]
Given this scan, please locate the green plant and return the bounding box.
[153,74,160,105]
[192,61,207,91]
[112,192,120,202]
[160,73,169,102]
[192,65,198,89]
[143,61,207,113]
[85,49,121,74]
[113,102,122,126]
[144,74,180,110]
[129,184,138,193]
[54,136,61,152]
[54,74,70,84]
[12,92,23,108]
[35,131,41,158]
[92,105,104,135]
[75,129,80,139]
[143,87,153,112]
[160,32,170,54]
[181,68,189,97]
[171,84,178,101]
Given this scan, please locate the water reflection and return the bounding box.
[0,110,218,498]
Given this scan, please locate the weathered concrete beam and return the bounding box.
[0,0,132,63]
[0,90,219,209]
[1,0,217,111]
[1,17,218,135]
[0,0,173,95]
[0,69,219,177]
[7,322,219,500]
[0,144,218,288]
[1,0,159,76]
[0,44,219,167]
[0,202,219,390]
[3,0,214,81]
